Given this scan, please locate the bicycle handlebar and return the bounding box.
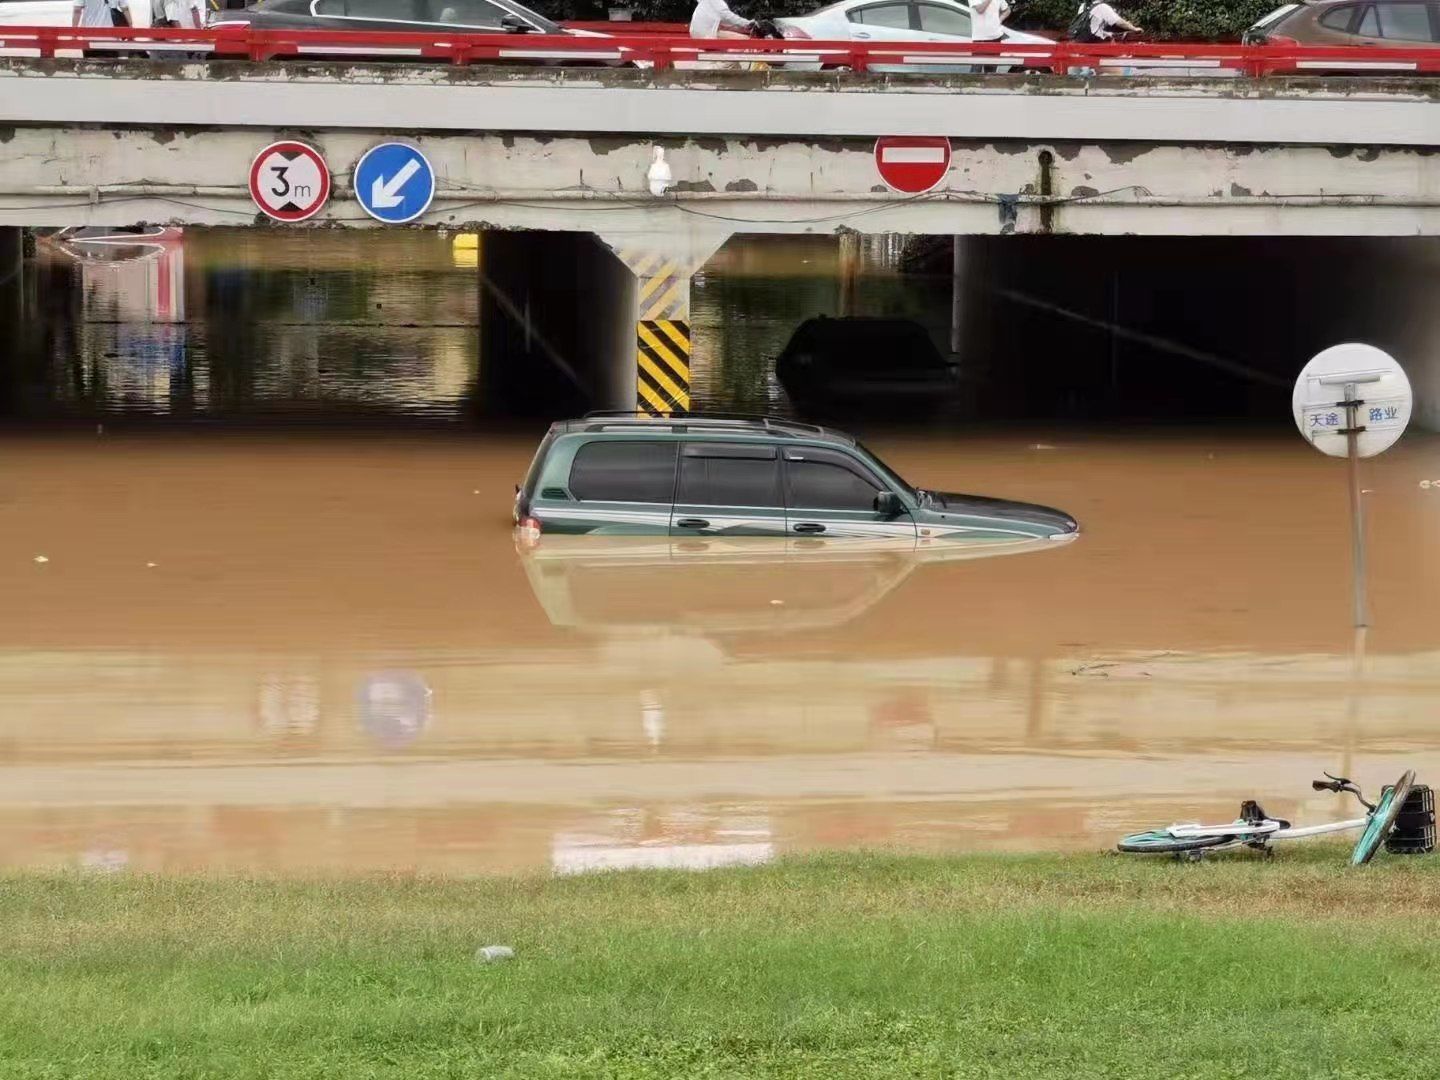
[1311,773,1375,812]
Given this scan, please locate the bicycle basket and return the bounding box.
[1384,784,1435,856]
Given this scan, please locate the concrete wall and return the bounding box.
[3,60,1435,145]
[3,125,1438,237]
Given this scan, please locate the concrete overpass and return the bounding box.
[2,54,1439,420]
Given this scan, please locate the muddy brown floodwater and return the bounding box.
[1,429,1438,874]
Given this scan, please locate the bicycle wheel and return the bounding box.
[1352,770,1416,866]
[1118,830,1235,854]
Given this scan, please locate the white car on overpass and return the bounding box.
[0,0,75,29]
[775,0,1051,72]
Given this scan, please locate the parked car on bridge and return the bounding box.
[0,0,71,27]
[513,413,1078,543]
[1243,1,1440,46]
[209,0,584,39]
[776,0,1052,71]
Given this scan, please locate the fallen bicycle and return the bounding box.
[1118,771,1434,863]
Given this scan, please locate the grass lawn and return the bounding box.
[3,848,1440,1079]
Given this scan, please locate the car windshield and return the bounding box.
[855,442,919,502]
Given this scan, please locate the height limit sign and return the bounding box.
[249,141,331,223]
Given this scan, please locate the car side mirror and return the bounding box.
[499,13,533,32]
[874,491,903,519]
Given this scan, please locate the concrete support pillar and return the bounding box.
[0,227,22,343]
[599,226,730,417]
[837,233,861,319]
[0,227,21,420]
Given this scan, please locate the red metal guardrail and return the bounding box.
[3,25,1440,77]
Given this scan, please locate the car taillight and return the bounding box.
[779,25,811,39]
[515,516,543,549]
[1263,33,1299,45]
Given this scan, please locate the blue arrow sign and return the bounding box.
[353,143,435,225]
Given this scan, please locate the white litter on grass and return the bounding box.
[33,555,48,564]
[475,945,515,964]
[1030,443,1058,451]
[769,599,784,606]
[473,490,481,495]
[146,562,157,569]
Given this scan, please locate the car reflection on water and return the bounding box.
[518,533,1074,636]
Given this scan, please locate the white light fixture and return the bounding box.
[646,146,673,197]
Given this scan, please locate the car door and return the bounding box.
[914,0,973,40]
[841,1,923,72]
[782,446,917,543]
[670,442,789,538]
[844,2,918,41]
[910,1,982,71]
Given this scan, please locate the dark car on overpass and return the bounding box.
[1242,1,1440,45]
[210,0,575,39]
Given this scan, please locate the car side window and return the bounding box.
[915,2,971,34]
[785,448,884,511]
[849,2,913,28]
[419,0,509,24]
[319,0,420,16]
[677,444,782,508]
[1319,3,1358,29]
[1356,3,1381,33]
[568,440,677,503]
[1376,1,1434,38]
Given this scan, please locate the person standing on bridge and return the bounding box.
[151,0,205,28]
[72,0,136,28]
[970,0,1011,43]
[689,0,755,39]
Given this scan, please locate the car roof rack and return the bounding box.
[580,410,830,437]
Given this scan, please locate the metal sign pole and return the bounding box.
[1342,380,1368,630]
[1295,345,1411,797]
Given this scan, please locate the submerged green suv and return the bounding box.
[514,414,1078,543]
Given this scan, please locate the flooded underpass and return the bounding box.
[2,230,1439,873]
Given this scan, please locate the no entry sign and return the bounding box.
[249,141,331,223]
[874,137,952,194]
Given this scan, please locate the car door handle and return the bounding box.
[853,31,871,38]
[676,518,710,529]
[792,522,826,534]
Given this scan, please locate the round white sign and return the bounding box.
[1292,343,1411,459]
[248,141,331,223]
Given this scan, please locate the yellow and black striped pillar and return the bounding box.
[619,248,693,417]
